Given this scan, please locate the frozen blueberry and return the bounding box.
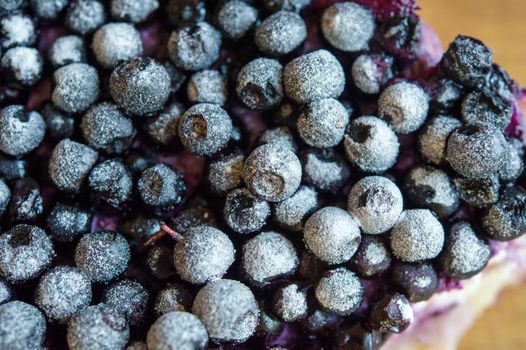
[174,225,235,284]
[446,123,508,179]
[92,23,143,69]
[145,103,183,146]
[1,47,43,87]
[187,70,227,105]
[351,54,394,95]
[271,101,297,127]
[236,58,283,110]
[336,323,383,350]
[42,103,75,139]
[255,11,307,56]
[378,81,429,134]
[304,207,361,265]
[314,267,363,316]
[428,78,464,113]
[0,157,27,181]
[66,0,107,35]
[121,215,161,240]
[418,115,462,166]
[178,103,233,156]
[34,266,92,323]
[0,179,10,218]
[301,147,350,193]
[392,262,438,302]
[146,244,177,280]
[49,139,99,193]
[390,209,445,262]
[283,49,345,103]
[273,283,308,322]
[147,311,208,350]
[302,309,332,332]
[454,175,500,208]
[258,126,297,151]
[154,284,193,316]
[81,102,136,154]
[217,0,258,40]
[206,152,244,196]
[321,2,375,52]
[67,304,129,350]
[171,205,217,234]
[241,231,299,286]
[344,116,400,173]
[0,278,11,304]
[138,163,186,210]
[74,231,130,283]
[166,0,206,27]
[297,98,349,148]
[7,177,43,222]
[0,224,54,283]
[482,187,526,241]
[48,35,86,68]
[368,293,413,333]
[0,13,36,49]
[46,203,92,243]
[102,279,149,325]
[243,143,302,202]
[88,159,133,208]
[110,57,171,116]
[192,279,259,343]
[442,35,493,87]
[499,138,524,182]
[111,0,159,23]
[31,0,69,20]
[461,91,512,130]
[262,0,310,12]
[258,302,283,335]
[348,176,403,235]
[377,16,421,59]
[404,165,460,218]
[273,185,318,232]
[0,105,45,156]
[0,0,24,12]
[439,222,490,279]
[168,21,221,71]
[224,188,270,234]
[0,301,46,350]
[52,63,100,113]
[351,235,392,277]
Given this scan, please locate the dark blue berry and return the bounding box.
[137,163,186,210]
[0,301,46,349]
[52,63,100,113]
[255,10,307,56]
[454,175,500,208]
[42,103,75,139]
[0,105,45,156]
[92,23,143,69]
[301,147,350,193]
[368,293,413,333]
[8,177,43,222]
[147,311,208,350]
[48,35,87,68]
[111,0,159,23]
[1,47,43,87]
[482,187,526,241]
[351,235,392,277]
[461,90,512,130]
[102,279,149,325]
[88,159,133,208]
[65,0,107,35]
[224,188,270,234]
[392,262,438,302]
[146,244,176,280]
[236,58,284,110]
[166,0,206,27]
[154,284,193,316]
[46,203,92,243]
[31,0,70,21]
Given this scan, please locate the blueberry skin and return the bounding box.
[0,105,45,157]
[0,301,46,350]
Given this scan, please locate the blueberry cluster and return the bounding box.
[0,1,524,349]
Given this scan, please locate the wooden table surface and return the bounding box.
[418,1,526,349]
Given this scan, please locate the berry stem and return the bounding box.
[143,222,183,247]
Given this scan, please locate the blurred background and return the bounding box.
[418,0,526,349]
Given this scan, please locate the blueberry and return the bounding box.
[378,81,429,134]
[147,312,208,350]
[262,0,310,12]
[168,22,221,72]
[439,222,491,279]
[92,23,143,69]
[224,188,270,234]
[301,147,350,193]
[0,156,27,180]
[52,63,100,113]
[206,152,244,196]
[236,57,284,110]
[0,278,11,304]
[138,163,186,210]
[297,98,349,148]
[88,159,133,208]
[351,235,392,277]
[1,47,43,87]
[0,0,24,14]
[217,0,258,40]
[461,91,512,130]
[67,304,129,350]
[0,13,36,49]
[34,266,92,323]
[304,207,361,265]
[30,0,69,20]
[48,35,86,68]
[480,64,515,101]
[187,69,227,105]
[0,179,9,218]
[146,244,177,280]
[446,123,508,179]
[272,283,308,322]
[48,139,99,193]
[255,11,307,56]
[42,103,75,139]
[404,165,460,218]
[102,279,149,325]
[0,301,46,350]
[351,54,394,95]
[46,202,92,243]
[273,185,318,232]
[66,0,107,35]
[389,209,445,262]
[442,35,493,87]
[74,231,130,283]
[166,0,206,27]
[344,116,399,173]
[243,143,302,202]
[258,302,283,335]
[154,284,193,316]
[454,175,500,208]
[391,262,438,302]
[368,293,413,333]
[302,309,332,332]
[178,103,233,156]
[163,61,187,93]
[377,16,421,59]
[418,115,461,166]
[110,57,171,116]
[258,126,297,151]
[7,177,43,222]
[283,49,345,103]
[428,78,464,113]
[192,279,259,343]
[348,176,403,235]
[174,225,235,284]
[171,205,217,234]
[314,267,363,316]
[145,103,183,146]
[336,323,382,350]
[241,231,299,286]
[482,187,526,241]
[499,138,524,182]
[110,0,159,23]
[0,105,45,156]
[0,224,54,283]
[321,2,375,52]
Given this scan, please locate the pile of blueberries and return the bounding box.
[0,0,525,349]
